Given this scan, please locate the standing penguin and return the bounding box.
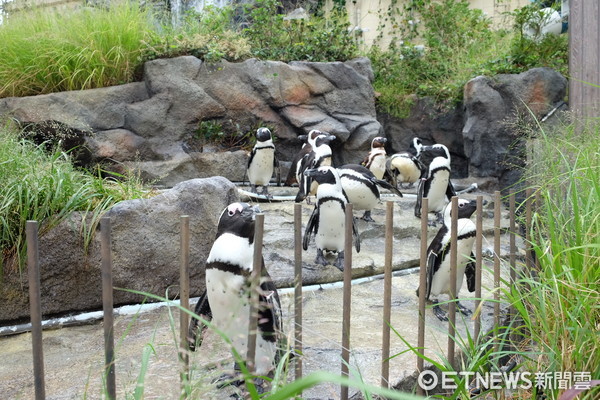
[338,164,403,222]
[247,127,280,197]
[302,166,360,271]
[188,202,284,384]
[293,130,336,202]
[361,136,388,180]
[417,198,477,321]
[414,143,457,225]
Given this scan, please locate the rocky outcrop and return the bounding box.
[378,68,567,187]
[0,57,381,187]
[0,177,238,324]
[462,67,567,189]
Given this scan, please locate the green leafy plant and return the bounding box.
[0,123,152,274]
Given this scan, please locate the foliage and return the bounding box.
[369,0,568,118]
[196,119,276,151]
[0,123,151,274]
[389,119,600,399]
[141,6,252,63]
[241,0,359,62]
[369,0,511,117]
[0,0,153,97]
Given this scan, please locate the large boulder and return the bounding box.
[462,67,567,188]
[0,57,381,186]
[0,177,238,324]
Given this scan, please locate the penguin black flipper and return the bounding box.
[274,155,281,187]
[285,139,311,186]
[425,227,448,299]
[415,178,426,218]
[375,178,403,197]
[258,264,284,345]
[295,152,315,202]
[303,206,319,250]
[465,254,476,292]
[188,290,212,351]
[446,180,457,200]
[352,213,361,253]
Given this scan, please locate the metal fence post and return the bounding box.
[448,196,458,370]
[101,217,116,400]
[340,204,353,400]
[26,221,46,400]
[179,215,190,394]
[247,213,264,373]
[381,201,394,388]
[294,204,303,382]
[416,198,428,396]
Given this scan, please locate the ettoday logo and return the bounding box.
[417,370,594,392]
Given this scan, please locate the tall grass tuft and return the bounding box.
[0,124,151,274]
[0,0,154,97]
[509,119,600,395]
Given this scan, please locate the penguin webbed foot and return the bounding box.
[250,184,257,194]
[334,251,345,271]
[456,301,472,316]
[360,210,375,222]
[260,186,273,199]
[432,300,448,321]
[314,249,329,267]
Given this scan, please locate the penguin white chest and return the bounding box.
[369,155,387,180]
[427,169,450,212]
[205,269,249,344]
[430,232,476,297]
[248,149,275,186]
[316,201,346,252]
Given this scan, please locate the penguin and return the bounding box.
[414,143,457,225]
[338,164,403,222]
[385,152,424,189]
[188,202,285,383]
[293,130,336,202]
[410,137,423,156]
[302,166,360,271]
[247,127,280,197]
[361,136,388,180]
[416,198,477,321]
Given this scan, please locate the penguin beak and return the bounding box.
[304,168,318,177]
[325,134,337,143]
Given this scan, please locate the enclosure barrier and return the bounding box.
[19,189,532,398]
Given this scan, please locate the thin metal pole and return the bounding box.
[448,196,458,370]
[473,196,483,341]
[247,213,264,373]
[26,221,46,400]
[294,204,303,382]
[416,198,428,396]
[493,191,501,353]
[381,201,393,388]
[340,203,353,400]
[179,215,190,394]
[101,217,116,400]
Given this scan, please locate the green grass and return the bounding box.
[515,119,599,385]
[0,123,151,273]
[0,0,154,97]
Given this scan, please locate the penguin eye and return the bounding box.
[228,210,236,216]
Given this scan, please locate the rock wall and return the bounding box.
[0,177,238,324]
[0,56,381,187]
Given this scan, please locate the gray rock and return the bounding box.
[462,67,567,184]
[0,57,380,187]
[0,177,238,323]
